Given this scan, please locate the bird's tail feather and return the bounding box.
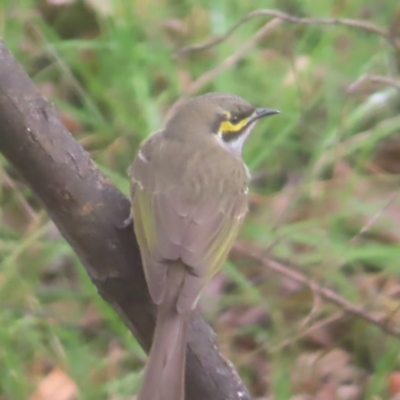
[137,264,190,400]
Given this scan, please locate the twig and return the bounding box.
[234,241,400,337]
[347,74,400,93]
[177,9,390,56]
[312,114,400,177]
[350,192,398,244]
[0,301,131,341]
[269,312,345,353]
[166,18,281,121]
[29,24,105,123]
[299,280,322,329]
[1,165,37,220]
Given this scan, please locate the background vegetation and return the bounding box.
[1,0,400,399]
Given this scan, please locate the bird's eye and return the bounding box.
[230,115,240,124]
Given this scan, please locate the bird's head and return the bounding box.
[165,92,279,155]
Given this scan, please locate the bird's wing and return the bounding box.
[176,191,248,312]
[130,136,248,310]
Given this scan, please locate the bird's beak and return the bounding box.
[250,108,280,123]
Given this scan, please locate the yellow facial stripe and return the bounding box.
[219,117,250,134]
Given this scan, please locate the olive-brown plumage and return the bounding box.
[130,92,278,400]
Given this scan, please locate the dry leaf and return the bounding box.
[389,372,400,395]
[30,367,78,400]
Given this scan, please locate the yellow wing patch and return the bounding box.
[203,214,243,285]
[134,189,158,256]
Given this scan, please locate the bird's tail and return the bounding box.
[137,264,190,400]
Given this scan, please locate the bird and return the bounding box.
[129,92,279,400]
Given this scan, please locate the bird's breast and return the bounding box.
[137,133,250,202]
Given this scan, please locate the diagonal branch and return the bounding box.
[347,74,400,93]
[234,241,400,337]
[177,9,390,56]
[0,41,252,400]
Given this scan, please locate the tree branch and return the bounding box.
[234,241,400,337]
[177,9,391,56]
[347,74,400,93]
[0,41,252,400]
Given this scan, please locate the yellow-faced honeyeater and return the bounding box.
[129,92,279,400]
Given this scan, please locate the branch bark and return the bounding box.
[0,41,252,400]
